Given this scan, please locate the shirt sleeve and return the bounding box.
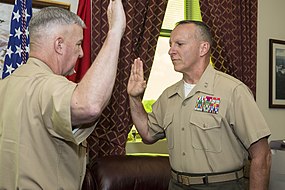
[39,75,80,144]
[230,84,271,149]
[147,93,168,140]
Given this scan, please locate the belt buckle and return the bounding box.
[179,174,206,185]
[180,175,191,186]
[202,175,208,184]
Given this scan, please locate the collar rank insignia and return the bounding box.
[195,96,220,114]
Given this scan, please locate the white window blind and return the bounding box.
[161,0,184,30]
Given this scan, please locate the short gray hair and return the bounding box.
[175,20,213,47]
[29,7,86,37]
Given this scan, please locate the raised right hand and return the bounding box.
[127,58,147,98]
[107,0,126,38]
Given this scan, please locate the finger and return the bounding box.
[130,64,134,78]
[133,59,137,76]
[137,58,144,79]
[142,81,147,89]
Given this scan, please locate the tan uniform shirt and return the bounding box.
[0,58,95,189]
[148,64,271,173]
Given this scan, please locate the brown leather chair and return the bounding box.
[82,155,171,190]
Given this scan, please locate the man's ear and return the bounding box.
[54,37,64,54]
[199,41,210,57]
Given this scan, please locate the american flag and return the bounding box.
[2,0,32,79]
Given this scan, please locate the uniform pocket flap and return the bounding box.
[190,111,222,130]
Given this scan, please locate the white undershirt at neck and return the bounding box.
[184,81,196,98]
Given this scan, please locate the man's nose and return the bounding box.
[79,47,84,58]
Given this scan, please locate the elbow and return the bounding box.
[71,95,106,125]
[81,97,108,119]
[86,103,104,119]
[74,103,103,124]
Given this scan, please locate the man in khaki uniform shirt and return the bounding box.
[0,1,126,189]
[127,20,271,190]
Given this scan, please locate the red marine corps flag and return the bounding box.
[2,0,32,79]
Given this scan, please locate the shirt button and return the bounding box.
[182,102,186,106]
[182,128,185,131]
[182,152,186,156]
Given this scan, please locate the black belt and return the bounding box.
[171,167,244,185]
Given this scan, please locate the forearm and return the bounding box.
[72,31,122,124]
[129,96,156,144]
[249,156,271,190]
[249,139,272,190]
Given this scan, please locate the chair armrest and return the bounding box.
[82,164,96,190]
[89,155,171,190]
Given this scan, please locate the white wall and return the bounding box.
[257,0,285,141]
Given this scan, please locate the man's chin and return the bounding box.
[173,65,181,72]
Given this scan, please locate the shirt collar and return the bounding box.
[167,64,216,98]
[28,57,54,74]
[194,63,215,95]
[167,80,184,98]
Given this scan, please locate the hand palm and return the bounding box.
[127,58,146,97]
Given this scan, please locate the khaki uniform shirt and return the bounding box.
[148,64,271,173]
[0,58,95,189]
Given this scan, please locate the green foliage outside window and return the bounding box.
[127,99,155,141]
[142,99,156,113]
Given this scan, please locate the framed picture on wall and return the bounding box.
[0,0,70,10]
[269,39,285,108]
[0,0,70,78]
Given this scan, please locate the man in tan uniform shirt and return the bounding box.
[127,20,271,190]
[0,0,126,189]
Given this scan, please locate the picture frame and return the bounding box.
[0,0,70,10]
[269,39,285,108]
